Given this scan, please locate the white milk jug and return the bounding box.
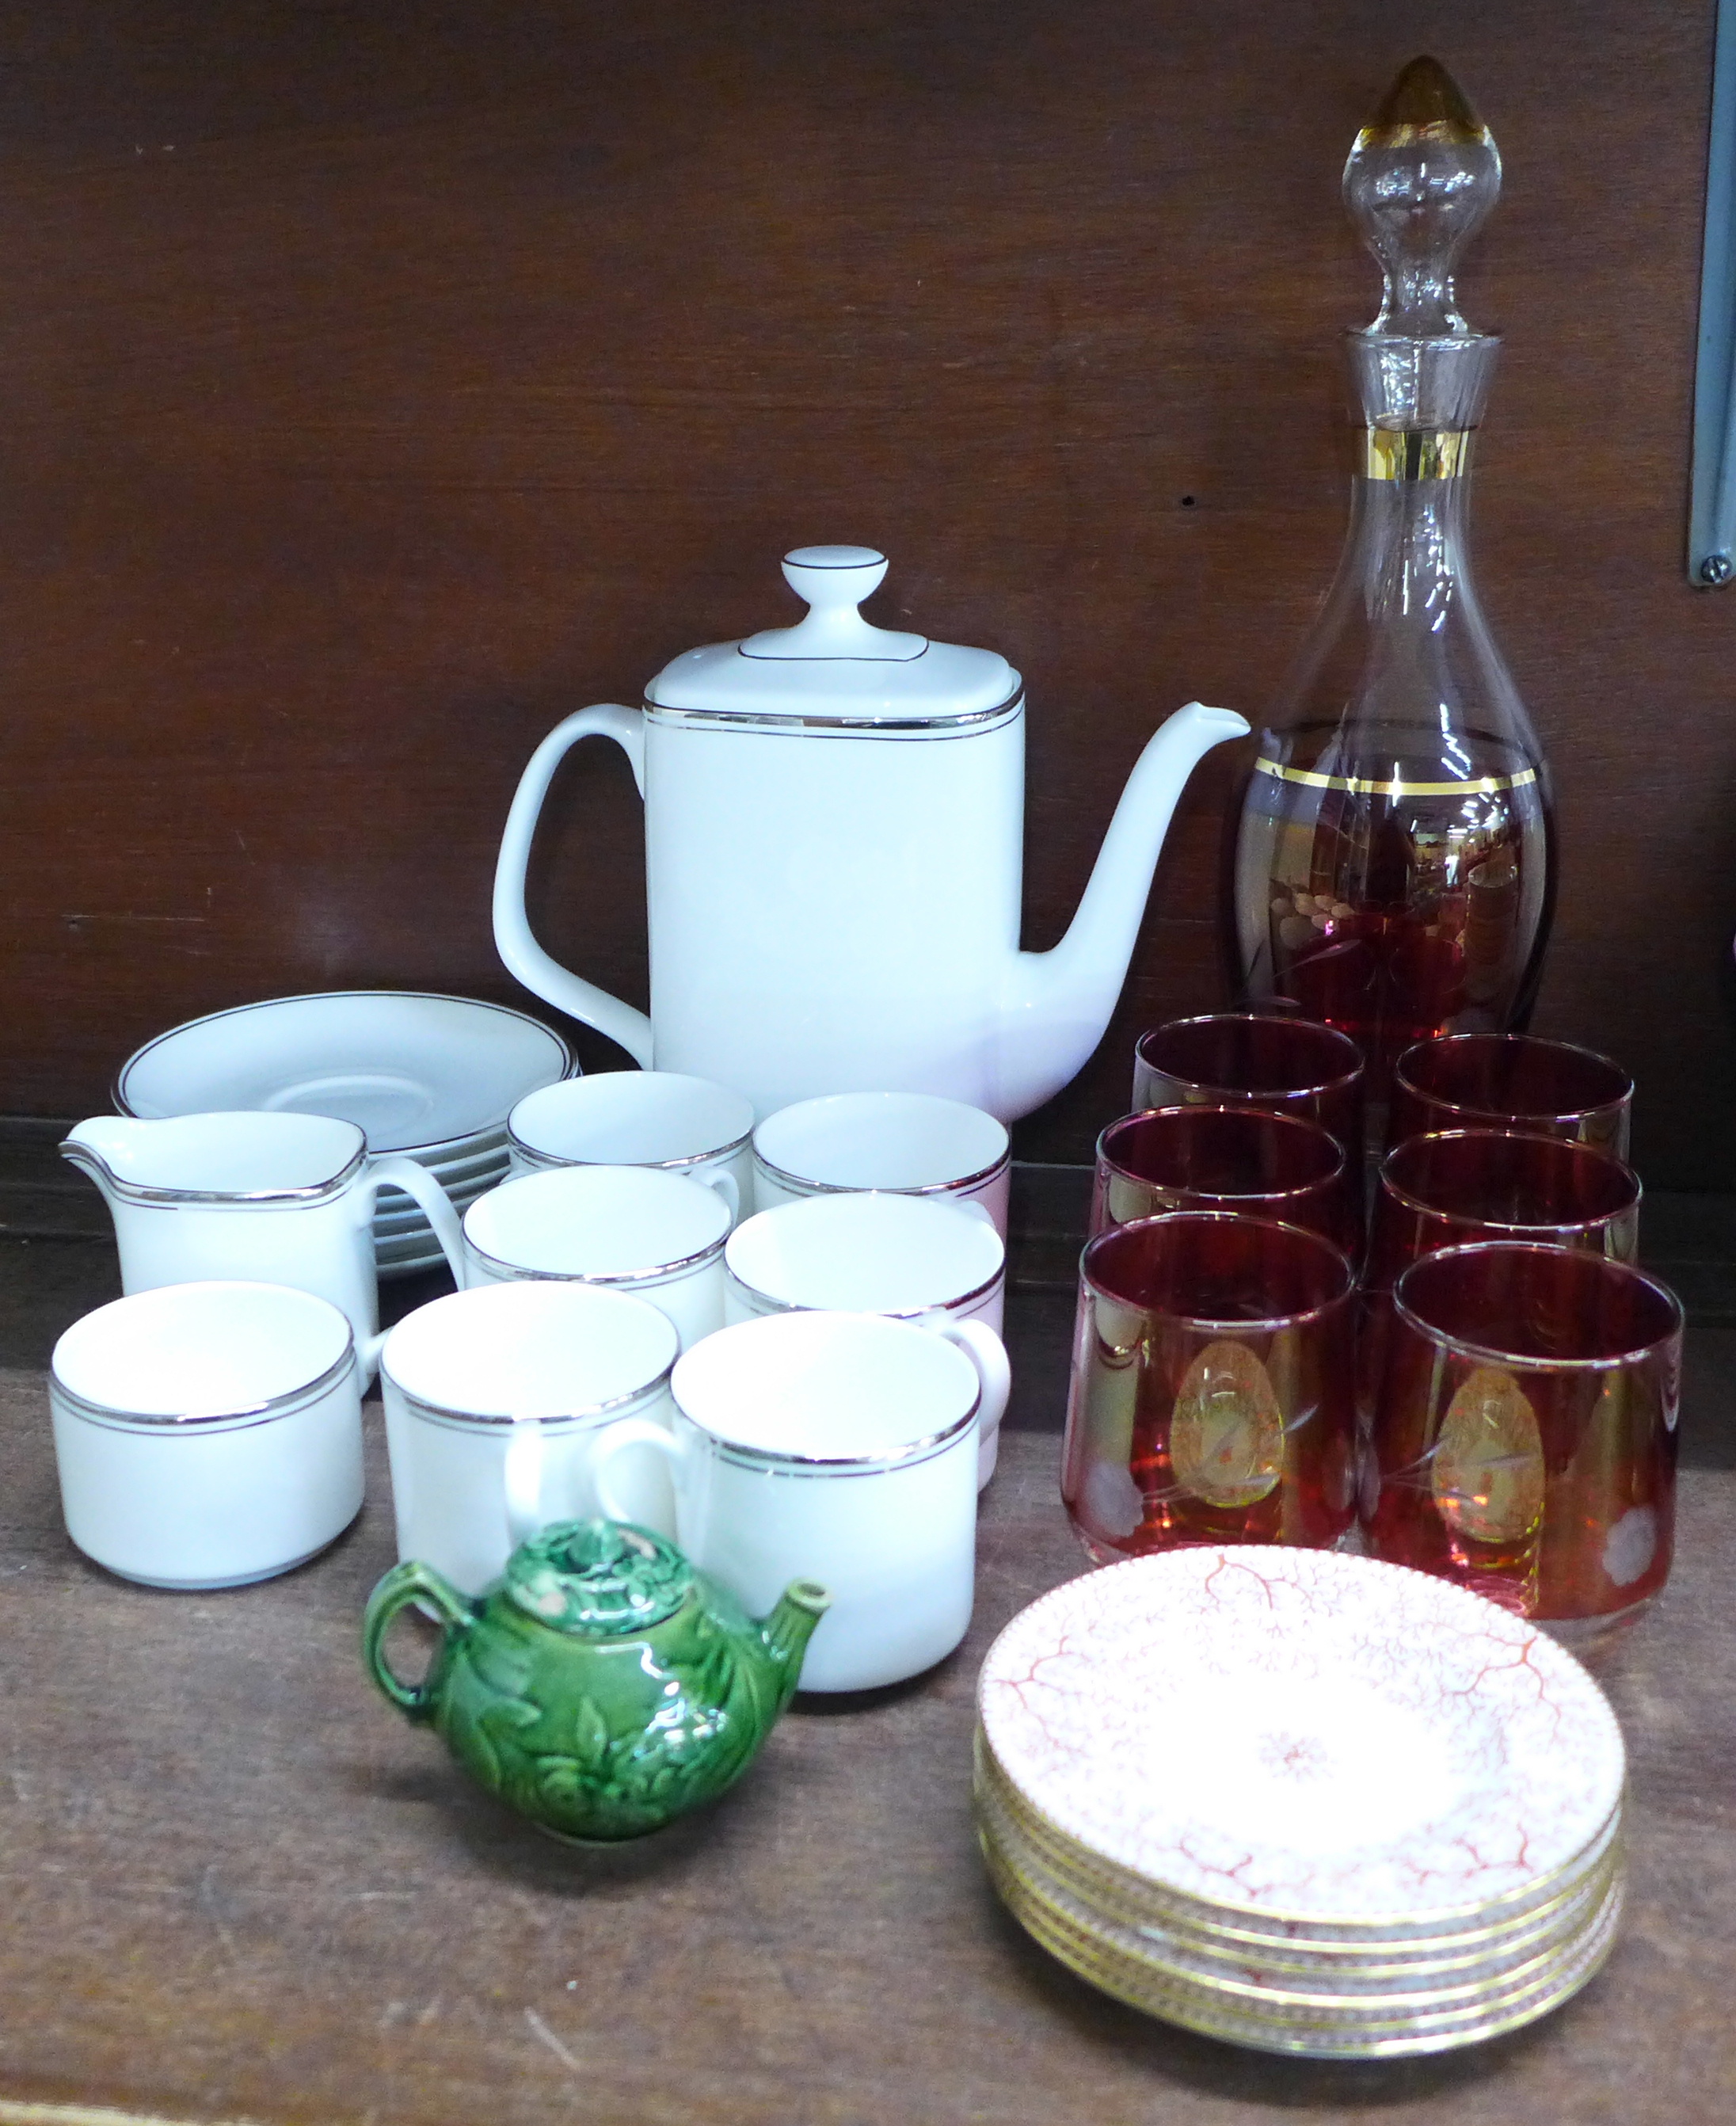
[493,546,1246,1121]
[60,1111,464,1373]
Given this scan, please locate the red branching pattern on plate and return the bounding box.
[977,1545,1623,1922]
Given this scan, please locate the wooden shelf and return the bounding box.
[0,1309,1732,2121]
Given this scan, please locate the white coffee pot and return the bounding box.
[493,547,1247,1122]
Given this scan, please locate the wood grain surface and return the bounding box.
[0,2,1730,1183]
[0,1384,1731,2124]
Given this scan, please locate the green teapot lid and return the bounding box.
[503,1520,693,1636]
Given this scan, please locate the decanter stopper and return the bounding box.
[1344,55,1501,338]
[1343,56,1502,432]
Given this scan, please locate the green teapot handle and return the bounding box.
[362,1559,475,1723]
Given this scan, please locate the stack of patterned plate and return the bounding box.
[115,992,574,1278]
[975,1545,1625,2059]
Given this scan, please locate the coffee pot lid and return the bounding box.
[643,546,1019,722]
[504,1519,691,1636]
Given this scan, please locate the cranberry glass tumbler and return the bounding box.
[1091,1107,1355,1257]
[1133,1014,1365,1150]
[1062,1212,1357,1565]
[1366,1243,1681,1647]
[1389,1034,1632,1158]
[1365,1130,1641,1295]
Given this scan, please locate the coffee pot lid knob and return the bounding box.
[744,543,923,661]
[780,543,889,605]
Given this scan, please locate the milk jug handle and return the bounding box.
[492,705,656,1066]
[366,1156,466,1285]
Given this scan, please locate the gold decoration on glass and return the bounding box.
[1253,759,1538,798]
[1361,428,1471,481]
[1432,1365,1545,1547]
[1170,1339,1285,1508]
[1356,51,1491,153]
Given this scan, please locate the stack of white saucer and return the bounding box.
[115,992,574,1278]
[975,1545,1626,2059]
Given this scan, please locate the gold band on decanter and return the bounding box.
[1361,428,1473,480]
[1254,759,1537,798]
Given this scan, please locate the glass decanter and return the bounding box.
[1230,56,1555,1119]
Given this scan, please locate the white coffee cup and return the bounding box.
[507,1070,754,1223]
[379,1280,680,1598]
[723,1192,1009,1484]
[751,1092,1011,1236]
[460,1164,733,1350]
[59,1111,464,1377]
[49,1279,365,1589]
[592,1310,1002,1692]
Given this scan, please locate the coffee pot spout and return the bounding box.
[994,701,1249,1118]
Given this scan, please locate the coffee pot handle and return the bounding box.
[492,705,656,1065]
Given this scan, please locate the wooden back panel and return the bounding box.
[0,2,1726,1183]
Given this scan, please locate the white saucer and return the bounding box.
[116,993,574,1157]
[377,1244,451,1268]
[417,1137,512,1183]
[375,1219,460,1258]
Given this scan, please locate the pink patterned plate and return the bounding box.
[984,1833,1624,2059]
[978,1546,1624,1928]
[974,1755,1622,1993]
[975,1724,1622,1949]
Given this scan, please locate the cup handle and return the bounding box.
[591,1417,683,1523]
[704,1168,740,1223]
[366,1156,468,1289]
[937,1317,1011,1441]
[504,1418,547,1549]
[361,1559,474,1723]
[356,1326,389,1385]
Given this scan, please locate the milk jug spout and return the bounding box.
[59,1116,135,1202]
[993,701,1250,1119]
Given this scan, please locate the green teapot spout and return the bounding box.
[758,1578,832,1706]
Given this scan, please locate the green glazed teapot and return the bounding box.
[362,1520,830,1842]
